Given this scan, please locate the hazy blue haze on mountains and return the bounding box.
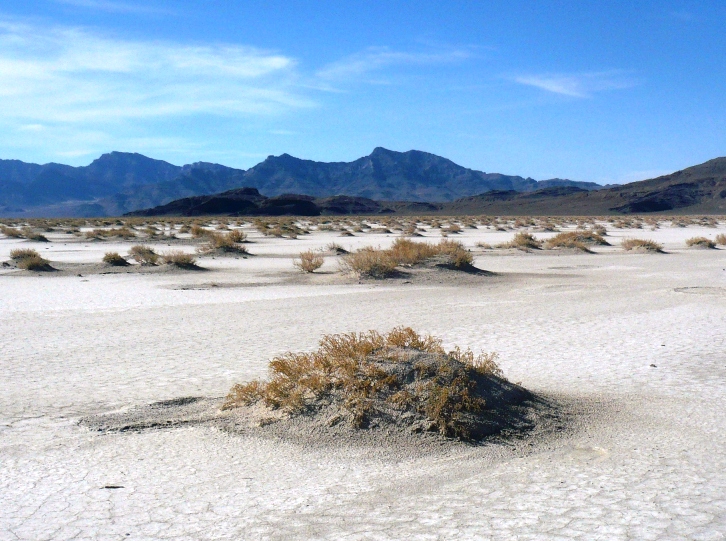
[0,148,604,217]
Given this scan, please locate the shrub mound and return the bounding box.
[341,238,475,278]
[621,238,664,253]
[129,245,159,265]
[198,231,249,254]
[223,327,530,441]
[498,232,542,251]
[544,230,609,252]
[162,250,199,268]
[9,248,53,271]
[102,252,129,266]
[685,237,716,249]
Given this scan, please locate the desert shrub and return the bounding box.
[129,245,159,265]
[685,237,716,249]
[10,248,51,270]
[22,229,49,242]
[85,227,136,240]
[10,248,40,260]
[162,250,198,267]
[227,229,247,243]
[102,252,129,266]
[715,233,726,246]
[621,238,664,253]
[190,224,207,238]
[475,241,492,249]
[222,327,503,439]
[199,232,249,254]
[340,247,398,278]
[499,232,542,251]
[294,250,325,273]
[17,255,51,271]
[544,230,610,252]
[326,242,349,255]
[341,239,473,278]
[1,226,24,238]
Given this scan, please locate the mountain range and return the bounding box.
[0,148,605,217]
[129,157,726,217]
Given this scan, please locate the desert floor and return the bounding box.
[1,221,725,540]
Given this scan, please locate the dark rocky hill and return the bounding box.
[126,157,726,217]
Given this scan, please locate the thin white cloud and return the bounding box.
[317,46,473,83]
[52,0,168,15]
[513,71,637,98]
[0,20,314,124]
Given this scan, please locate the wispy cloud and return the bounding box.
[0,20,313,125]
[316,46,473,83]
[51,0,168,15]
[512,70,637,98]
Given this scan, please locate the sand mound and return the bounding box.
[223,328,532,442]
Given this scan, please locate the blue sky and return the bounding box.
[0,1,724,184]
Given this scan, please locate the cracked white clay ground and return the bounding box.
[1,224,726,540]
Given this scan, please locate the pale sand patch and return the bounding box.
[1,224,726,539]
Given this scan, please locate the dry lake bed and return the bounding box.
[1,219,725,540]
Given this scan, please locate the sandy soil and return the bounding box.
[1,222,726,540]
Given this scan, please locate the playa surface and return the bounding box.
[1,220,725,540]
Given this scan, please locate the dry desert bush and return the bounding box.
[294,250,325,273]
[621,238,664,253]
[498,232,542,251]
[326,242,349,255]
[198,231,249,254]
[162,250,198,268]
[340,238,473,278]
[544,230,610,252]
[85,227,136,240]
[1,226,26,238]
[102,252,129,266]
[9,248,52,271]
[222,327,503,439]
[685,237,716,249]
[129,245,159,265]
[715,233,726,246]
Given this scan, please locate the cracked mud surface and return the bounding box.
[2,225,726,540]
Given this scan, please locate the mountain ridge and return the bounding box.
[0,148,603,217]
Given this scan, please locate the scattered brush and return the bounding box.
[9,248,53,271]
[715,233,726,246]
[498,232,542,251]
[294,250,325,273]
[685,237,716,249]
[129,245,159,265]
[621,238,664,253]
[475,241,492,249]
[162,250,199,268]
[102,252,129,266]
[222,327,526,441]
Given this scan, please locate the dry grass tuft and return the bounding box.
[1,226,25,238]
[10,248,52,270]
[340,239,474,278]
[222,327,505,439]
[686,236,716,249]
[162,250,198,268]
[294,250,325,273]
[715,233,726,246]
[621,238,664,253]
[102,252,129,266]
[199,232,249,254]
[499,232,542,251]
[129,245,159,265]
[544,230,610,252]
